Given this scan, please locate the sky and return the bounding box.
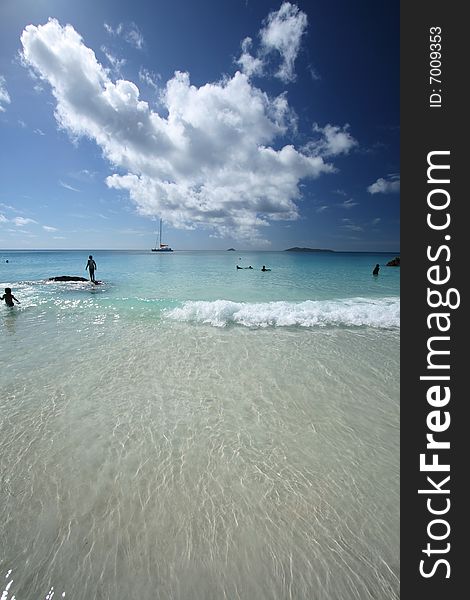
[0,0,400,251]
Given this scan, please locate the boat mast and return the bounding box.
[159,219,163,247]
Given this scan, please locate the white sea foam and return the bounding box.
[165,297,400,328]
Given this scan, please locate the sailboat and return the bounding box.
[151,219,173,252]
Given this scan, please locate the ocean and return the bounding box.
[1,250,399,600]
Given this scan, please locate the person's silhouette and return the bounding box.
[86,255,97,282]
[1,287,20,307]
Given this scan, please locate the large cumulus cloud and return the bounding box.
[21,15,354,241]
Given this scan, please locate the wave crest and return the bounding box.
[165,297,400,328]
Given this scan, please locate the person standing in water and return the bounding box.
[1,287,20,307]
[86,255,97,282]
[372,264,380,276]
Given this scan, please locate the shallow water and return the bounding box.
[1,251,399,599]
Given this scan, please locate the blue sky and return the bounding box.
[0,0,399,251]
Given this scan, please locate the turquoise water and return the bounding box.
[0,249,399,322]
[1,250,399,600]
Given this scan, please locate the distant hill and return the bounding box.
[227,248,236,251]
[285,247,335,253]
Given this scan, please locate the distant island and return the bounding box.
[227,248,236,251]
[285,247,335,253]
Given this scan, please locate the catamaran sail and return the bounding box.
[151,219,173,252]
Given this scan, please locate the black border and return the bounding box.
[401,2,466,597]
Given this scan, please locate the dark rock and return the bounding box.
[49,276,89,282]
[386,257,400,267]
[227,248,236,251]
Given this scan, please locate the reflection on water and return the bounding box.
[1,315,399,600]
[2,308,19,336]
[2,570,66,599]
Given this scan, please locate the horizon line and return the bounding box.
[1,248,401,253]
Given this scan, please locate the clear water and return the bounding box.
[1,250,399,600]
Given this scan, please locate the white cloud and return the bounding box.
[0,213,8,223]
[13,216,37,226]
[342,224,363,232]
[339,198,358,209]
[259,2,308,83]
[236,37,264,78]
[0,203,21,212]
[21,18,353,241]
[236,2,308,83]
[101,46,126,74]
[104,22,144,50]
[368,174,400,194]
[59,180,81,192]
[43,225,58,231]
[307,124,358,157]
[0,76,11,111]
[80,169,96,178]
[139,67,160,92]
[308,65,321,81]
[69,169,98,182]
[340,218,363,232]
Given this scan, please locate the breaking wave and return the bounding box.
[165,297,400,328]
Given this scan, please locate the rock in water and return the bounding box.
[49,276,89,282]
